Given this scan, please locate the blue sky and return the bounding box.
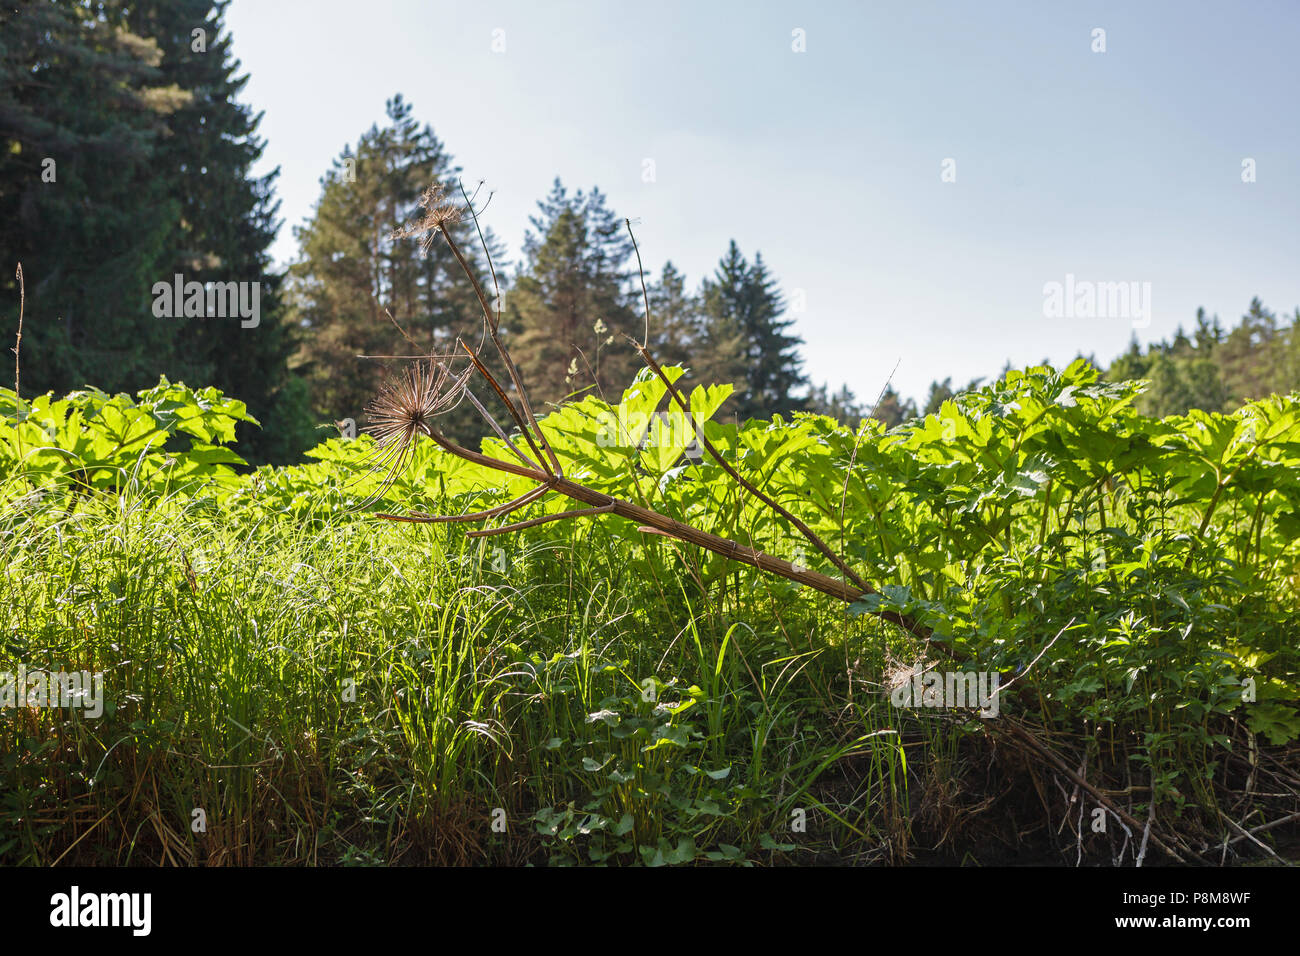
[226,0,1300,405]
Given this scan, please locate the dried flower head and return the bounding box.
[354,359,472,504]
[881,650,928,698]
[389,184,464,256]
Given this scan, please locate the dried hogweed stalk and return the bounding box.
[362,181,934,645]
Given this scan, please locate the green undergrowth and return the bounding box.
[1,361,1297,865]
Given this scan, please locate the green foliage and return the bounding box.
[532,680,758,866]
[372,359,1300,770]
[1,360,1297,865]
[0,377,255,498]
[1106,299,1300,420]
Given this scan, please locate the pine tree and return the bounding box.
[699,241,806,421]
[745,252,806,415]
[1219,298,1281,403]
[289,96,493,442]
[1107,334,1150,383]
[692,249,749,411]
[645,261,700,372]
[1104,300,1289,416]
[0,0,184,397]
[109,0,312,463]
[805,382,866,426]
[1278,309,1300,396]
[1193,307,1224,351]
[870,385,917,428]
[506,180,638,407]
[920,375,984,416]
[692,310,748,412]
[922,377,955,417]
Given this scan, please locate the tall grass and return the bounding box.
[0,479,941,865]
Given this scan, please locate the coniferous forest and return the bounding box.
[0,0,1297,913]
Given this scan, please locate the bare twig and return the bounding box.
[1225,810,1300,846]
[621,220,879,601]
[467,503,617,538]
[1001,719,1206,865]
[627,218,651,347]
[1217,809,1292,864]
[376,482,551,524]
[988,618,1074,701]
[458,339,551,475]
[13,263,23,400]
[457,379,544,471]
[439,211,563,477]
[11,263,23,460]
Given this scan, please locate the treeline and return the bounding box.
[1103,301,1300,418]
[290,95,812,445]
[3,2,1298,465]
[0,2,845,462]
[871,297,1300,426]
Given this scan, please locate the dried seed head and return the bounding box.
[389,183,464,256]
[368,359,469,447]
[354,359,472,504]
[882,651,927,697]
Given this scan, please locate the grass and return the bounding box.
[1,480,958,866]
[3,361,1298,866]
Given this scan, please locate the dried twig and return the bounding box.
[1217,809,1292,864]
[1000,719,1207,865]
[13,262,23,399]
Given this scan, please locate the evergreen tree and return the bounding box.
[1193,307,1224,351]
[922,377,954,416]
[805,382,866,426]
[0,0,184,396]
[1107,334,1149,383]
[644,261,700,372]
[506,179,638,407]
[692,307,748,411]
[1219,298,1281,403]
[289,96,495,442]
[110,0,312,463]
[920,375,984,416]
[1103,299,1294,417]
[869,385,917,429]
[1277,308,1300,395]
[1,1,311,462]
[699,241,805,420]
[1141,354,1193,417]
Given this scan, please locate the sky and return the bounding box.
[225,0,1300,406]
